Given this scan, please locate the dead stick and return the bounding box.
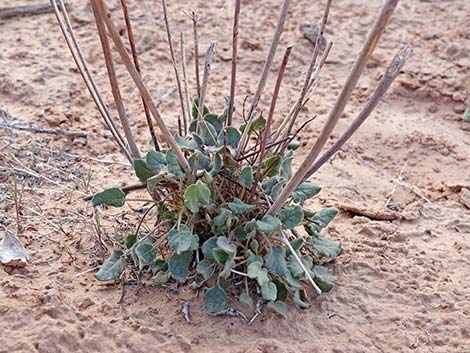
[49,0,132,163]
[268,0,399,216]
[0,3,64,19]
[192,12,201,97]
[0,123,87,137]
[83,182,147,202]
[180,32,191,135]
[91,0,141,160]
[250,46,292,201]
[94,0,191,174]
[196,42,216,134]
[237,0,290,157]
[161,0,188,132]
[120,0,160,151]
[227,0,241,127]
[284,0,332,138]
[304,43,412,179]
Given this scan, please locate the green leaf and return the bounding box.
[261,281,277,302]
[196,259,214,279]
[133,242,156,270]
[313,265,336,292]
[247,262,269,287]
[202,238,218,260]
[280,153,293,179]
[95,250,126,281]
[204,285,228,314]
[216,236,237,257]
[92,187,125,207]
[151,260,168,274]
[218,127,241,151]
[285,270,302,288]
[228,198,256,214]
[247,255,263,266]
[273,278,287,301]
[212,208,233,234]
[292,181,321,202]
[287,139,300,150]
[184,180,211,213]
[239,292,254,309]
[146,150,167,173]
[250,238,259,253]
[238,166,254,187]
[463,109,470,123]
[198,120,218,146]
[261,176,286,197]
[213,248,230,265]
[307,236,342,259]
[267,301,288,319]
[293,290,311,309]
[125,234,137,250]
[256,215,281,234]
[307,208,338,234]
[219,258,235,279]
[278,205,304,229]
[239,116,266,133]
[265,245,288,276]
[166,150,184,177]
[168,225,199,255]
[168,251,192,280]
[191,98,209,120]
[153,270,170,285]
[262,155,282,177]
[189,151,211,172]
[175,134,198,151]
[133,159,155,182]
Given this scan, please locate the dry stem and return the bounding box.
[227,0,241,127]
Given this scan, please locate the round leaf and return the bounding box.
[95,250,126,281]
[204,285,228,314]
[92,188,125,207]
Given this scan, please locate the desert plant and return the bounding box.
[51,0,411,317]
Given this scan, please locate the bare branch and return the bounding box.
[49,0,132,163]
[161,0,188,133]
[196,42,216,134]
[180,32,191,136]
[192,12,201,97]
[250,46,292,201]
[237,0,290,156]
[304,43,412,179]
[120,0,160,151]
[268,0,400,216]
[227,0,241,127]
[94,0,191,174]
[91,0,141,159]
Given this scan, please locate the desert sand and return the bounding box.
[0,0,469,352]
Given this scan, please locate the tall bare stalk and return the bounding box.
[180,32,191,135]
[161,0,188,132]
[191,12,201,97]
[227,0,241,127]
[120,0,160,151]
[268,0,400,216]
[91,0,141,159]
[237,0,290,157]
[93,0,190,174]
[304,43,412,179]
[196,42,216,133]
[49,0,132,163]
[250,46,292,201]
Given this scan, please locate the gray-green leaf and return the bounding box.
[184,180,211,213]
[256,215,281,234]
[278,205,304,229]
[95,250,126,281]
[265,245,287,276]
[238,166,254,187]
[92,188,125,207]
[168,251,192,280]
[168,225,199,255]
[261,281,277,302]
[228,198,256,214]
[204,285,228,314]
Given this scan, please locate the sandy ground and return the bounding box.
[1,0,470,352]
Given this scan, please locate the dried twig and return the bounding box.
[227,0,241,127]
[120,0,160,151]
[196,42,216,133]
[304,43,413,179]
[49,0,132,163]
[93,0,191,174]
[0,122,87,137]
[0,3,62,19]
[250,46,292,200]
[284,0,332,138]
[161,0,188,132]
[191,12,201,97]
[91,0,140,160]
[237,0,290,156]
[268,0,399,216]
[180,32,191,135]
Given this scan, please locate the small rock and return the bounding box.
[459,188,470,209]
[300,18,327,49]
[77,298,95,310]
[454,103,466,114]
